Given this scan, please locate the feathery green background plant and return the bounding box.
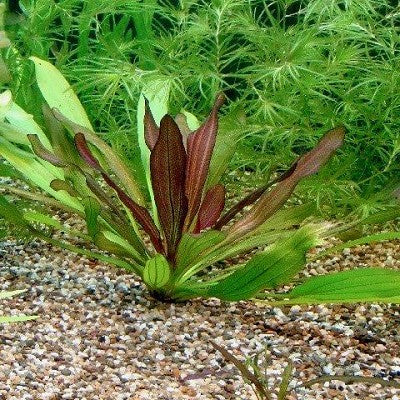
[2,0,400,218]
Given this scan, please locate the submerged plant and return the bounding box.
[1,58,400,303]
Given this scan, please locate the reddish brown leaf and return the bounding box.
[214,158,301,230]
[27,134,67,167]
[74,133,164,253]
[74,132,102,171]
[228,126,345,239]
[184,93,225,231]
[144,98,159,150]
[150,115,187,261]
[195,184,226,233]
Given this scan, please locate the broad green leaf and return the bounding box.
[208,227,317,301]
[101,230,145,263]
[0,137,82,211]
[1,90,52,149]
[181,110,200,131]
[30,57,93,129]
[175,230,227,273]
[143,254,171,289]
[277,268,400,304]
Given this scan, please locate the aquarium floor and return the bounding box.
[0,238,399,400]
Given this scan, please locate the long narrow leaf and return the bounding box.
[74,133,164,253]
[150,115,187,260]
[272,268,400,305]
[184,94,225,231]
[228,127,345,239]
[54,110,145,205]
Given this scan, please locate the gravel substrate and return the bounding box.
[0,237,399,400]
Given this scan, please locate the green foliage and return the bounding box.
[0,58,399,304]
[2,0,400,216]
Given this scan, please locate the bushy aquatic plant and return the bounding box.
[1,58,400,303]
[3,0,400,217]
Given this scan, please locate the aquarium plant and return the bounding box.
[1,58,400,303]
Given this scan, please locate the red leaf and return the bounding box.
[144,98,160,150]
[74,133,164,253]
[150,115,187,261]
[74,132,102,171]
[194,184,226,233]
[184,94,225,231]
[228,126,345,239]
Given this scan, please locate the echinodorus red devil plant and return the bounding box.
[4,58,400,304]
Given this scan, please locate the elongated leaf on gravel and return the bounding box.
[0,289,26,300]
[143,254,171,289]
[30,57,93,130]
[279,268,400,304]
[210,341,272,400]
[150,115,187,260]
[0,315,38,323]
[195,184,225,233]
[175,230,227,273]
[229,127,345,239]
[75,133,164,253]
[208,227,317,301]
[315,231,400,260]
[184,94,225,231]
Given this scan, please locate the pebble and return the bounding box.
[0,235,399,399]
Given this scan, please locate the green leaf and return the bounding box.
[143,254,171,289]
[279,268,400,304]
[23,211,63,230]
[0,289,26,300]
[100,230,145,263]
[30,57,93,130]
[208,227,317,301]
[82,197,101,239]
[0,137,82,211]
[0,315,38,323]
[0,90,52,149]
[175,230,227,273]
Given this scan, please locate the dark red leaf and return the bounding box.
[74,132,102,171]
[150,115,187,261]
[74,133,164,253]
[144,98,159,150]
[228,126,345,239]
[184,94,225,231]
[194,184,225,233]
